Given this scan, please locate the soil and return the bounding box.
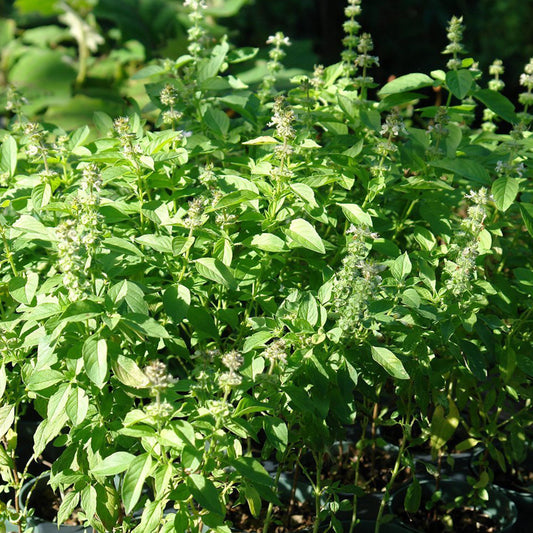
[492,465,533,493]
[226,499,316,533]
[397,503,500,533]
[28,478,83,525]
[323,442,411,494]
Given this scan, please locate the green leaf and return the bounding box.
[108,280,149,315]
[338,203,372,226]
[27,369,64,391]
[203,107,230,137]
[0,404,14,440]
[245,486,262,519]
[290,183,318,209]
[390,252,412,281]
[263,417,288,453]
[474,89,517,124]
[31,183,52,210]
[404,478,421,513]
[378,73,434,96]
[430,158,490,184]
[446,69,474,100]
[57,491,80,526]
[163,284,190,323]
[187,474,224,515]
[8,271,38,305]
[0,135,17,177]
[198,40,229,81]
[112,355,149,388]
[371,346,409,380]
[92,452,136,476]
[195,258,237,290]
[13,215,56,242]
[135,234,173,254]
[212,189,259,210]
[66,386,89,426]
[122,454,152,514]
[520,203,533,237]
[243,330,274,353]
[250,233,287,252]
[492,176,519,212]
[122,314,169,338]
[102,237,144,257]
[286,218,325,254]
[232,457,274,488]
[430,401,459,450]
[82,337,108,388]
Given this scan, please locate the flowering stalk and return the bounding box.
[260,32,291,102]
[519,58,533,117]
[483,59,505,132]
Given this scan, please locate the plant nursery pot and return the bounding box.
[14,474,93,533]
[389,479,517,533]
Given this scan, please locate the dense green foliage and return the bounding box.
[0,1,533,533]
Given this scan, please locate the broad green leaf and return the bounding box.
[135,234,173,254]
[290,183,318,209]
[371,346,409,379]
[378,73,434,96]
[430,400,459,450]
[92,452,136,476]
[108,280,148,315]
[0,135,17,177]
[198,40,229,81]
[82,337,108,388]
[195,258,237,290]
[492,176,519,212]
[446,69,474,100]
[27,369,64,391]
[0,365,6,400]
[93,111,114,135]
[0,404,14,440]
[33,410,68,457]
[245,486,262,519]
[413,227,436,251]
[390,252,412,281]
[102,237,144,257]
[250,233,287,252]
[57,491,80,526]
[133,500,163,533]
[8,271,38,305]
[286,218,325,254]
[520,203,533,237]
[112,355,149,388]
[163,284,190,323]
[430,158,490,184]
[243,330,274,353]
[31,183,52,210]
[338,203,372,226]
[80,485,97,523]
[122,314,169,338]
[66,386,89,426]
[474,89,517,124]
[13,215,56,242]
[203,107,230,137]
[404,478,421,513]
[263,417,288,453]
[187,474,224,515]
[95,485,120,531]
[122,454,152,514]
[212,189,259,210]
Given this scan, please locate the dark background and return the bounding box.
[227,0,533,101]
[2,0,533,102]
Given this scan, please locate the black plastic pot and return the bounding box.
[12,474,93,532]
[389,479,517,533]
